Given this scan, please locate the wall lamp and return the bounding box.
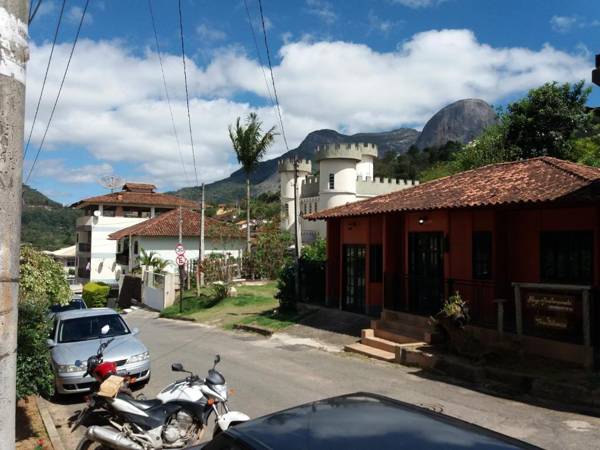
[418,216,428,225]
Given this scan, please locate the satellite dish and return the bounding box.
[99,175,124,193]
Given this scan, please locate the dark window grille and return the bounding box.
[328,173,334,189]
[472,231,492,280]
[540,231,593,284]
[370,245,383,283]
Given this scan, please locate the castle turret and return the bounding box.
[278,158,312,232]
[315,142,378,212]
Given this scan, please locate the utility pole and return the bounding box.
[178,206,183,313]
[293,156,302,304]
[0,0,29,446]
[199,183,205,287]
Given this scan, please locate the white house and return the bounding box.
[71,183,197,284]
[108,208,246,275]
[279,142,419,243]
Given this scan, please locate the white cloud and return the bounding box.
[196,24,227,42]
[306,0,337,25]
[550,15,578,33]
[67,6,93,25]
[390,0,445,8]
[26,30,590,190]
[368,10,403,35]
[31,159,113,184]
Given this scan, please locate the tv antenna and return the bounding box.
[99,175,124,193]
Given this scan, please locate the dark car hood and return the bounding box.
[224,393,539,450]
[51,334,146,366]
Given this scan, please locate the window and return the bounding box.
[540,231,593,284]
[328,173,335,189]
[472,231,492,280]
[369,245,383,283]
[134,240,139,255]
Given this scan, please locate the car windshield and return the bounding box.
[58,314,130,343]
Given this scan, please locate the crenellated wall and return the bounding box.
[357,178,420,196]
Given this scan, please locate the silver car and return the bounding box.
[48,308,151,394]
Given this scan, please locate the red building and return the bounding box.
[310,157,600,367]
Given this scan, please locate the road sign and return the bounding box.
[176,255,187,266]
[175,243,185,255]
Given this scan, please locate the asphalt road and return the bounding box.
[48,308,600,449]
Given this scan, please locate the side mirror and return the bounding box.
[171,363,184,372]
[132,327,139,336]
[46,339,55,348]
[101,324,110,335]
[214,354,221,367]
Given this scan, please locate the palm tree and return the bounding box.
[229,112,277,253]
[151,256,171,273]
[137,248,157,270]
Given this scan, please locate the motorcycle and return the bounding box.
[74,354,249,449]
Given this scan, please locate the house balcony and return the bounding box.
[78,242,91,253]
[76,215,93,230]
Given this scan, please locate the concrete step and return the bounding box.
[373,328,422,345]
[361,336,401,353]
[381,310,431,328]
[372,319,427,340]
[344,342,396,362]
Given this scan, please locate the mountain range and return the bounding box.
[173,98,497,203]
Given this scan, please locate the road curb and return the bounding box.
[233,323,273,336]
[36,396,66,450]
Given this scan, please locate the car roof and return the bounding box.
[224,393,540,450]
[54,307,119,320]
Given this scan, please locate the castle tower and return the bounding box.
[316,142,378,211]
[278,158,312,233]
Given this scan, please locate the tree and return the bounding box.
[503,81,592,159]
[138,248,158,270]
[228,113,277,254]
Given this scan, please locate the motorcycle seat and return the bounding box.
[117,394,162,410]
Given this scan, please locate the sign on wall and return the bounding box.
[523,291,582,343]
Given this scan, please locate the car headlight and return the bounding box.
[128,351,150,364]
[56,363,84,373]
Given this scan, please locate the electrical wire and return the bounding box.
[24,0,67,160]
[177,0,199,187]
[29,0,43,25]
[147,0,190,187]
[242,0,275,109]
[25,0,91,184]
[257,0,289,151]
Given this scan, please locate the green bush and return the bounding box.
[83,282,111,307]
[17,299,54,399]
[275,261,296,312]
[211,282,230,301]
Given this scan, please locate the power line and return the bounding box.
[177,0,199,187]
[29,0,43,25]
[257,0,289,151]
[242,0,275,109]
[24,0,67,160]
[147,0,190,187]
[25,0,91,184]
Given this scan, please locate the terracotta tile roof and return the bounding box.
[108,208,244,240]
[122,183,156,193]
[309,157,600,220]
[71,189,197,210]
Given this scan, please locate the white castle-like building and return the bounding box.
[279,142,419,243]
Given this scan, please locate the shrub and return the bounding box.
[275,261,296,312]
[17,300,55,399]
[211,282,230,301]
[437,291,470,328]
[83,282,111,307]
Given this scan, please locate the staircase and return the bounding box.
[345,310,433,363]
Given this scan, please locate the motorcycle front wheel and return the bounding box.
[76,438,111,450]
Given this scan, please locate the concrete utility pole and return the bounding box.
[178,206,183,313]
[0,0,29,446]
[293,157,302,303]
[199,183,205,287]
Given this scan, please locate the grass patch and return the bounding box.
[233,308,314,332]
[160,282,279,327]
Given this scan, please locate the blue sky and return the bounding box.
[25,0,600,204]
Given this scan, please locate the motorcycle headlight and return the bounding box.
[128,351,150,364]
[57,363,84,373]
[212,383,228,400]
